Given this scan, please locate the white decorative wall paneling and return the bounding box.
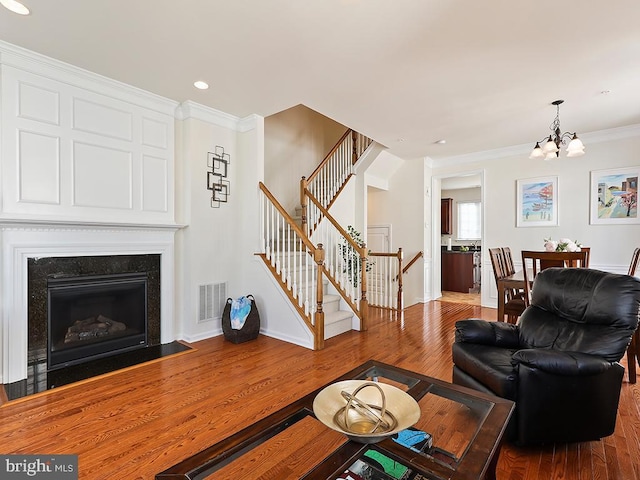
[1,55,176,225]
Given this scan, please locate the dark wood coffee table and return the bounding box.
[156,360,514,480]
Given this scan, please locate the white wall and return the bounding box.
[367,158,431,307]
[264,104,347,212]
[174,105,239,341]
[433,131,640,307]
[0,42,176,226]
[0,41,180,383]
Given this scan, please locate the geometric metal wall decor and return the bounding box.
[207,145,231,208]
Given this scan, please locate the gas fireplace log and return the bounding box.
[64,315,127,343]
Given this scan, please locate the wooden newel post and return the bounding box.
[359,243,369,331]
[314,244,325,350]
[397,248,404,312]
[300,177,308,235]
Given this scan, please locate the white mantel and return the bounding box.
[0,223,180,384]
[0,42,183,384]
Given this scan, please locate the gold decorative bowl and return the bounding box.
[312,380,421,443]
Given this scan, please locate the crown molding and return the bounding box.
[433,123,640,168]
[432,144,527,168]
[580,123,640,144]
[237,114,263,133]
[0,40,178,116]
[176,103,263,133]
[176,100,241,130]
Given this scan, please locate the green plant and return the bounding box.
[338,226,373,288]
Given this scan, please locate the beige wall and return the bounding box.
[264,104,347,212]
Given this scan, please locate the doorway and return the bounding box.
[432,171,485,305]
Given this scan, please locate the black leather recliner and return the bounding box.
[452,268,640,446]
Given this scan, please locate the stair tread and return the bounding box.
[323,294,341,302]
[324,309,353,324]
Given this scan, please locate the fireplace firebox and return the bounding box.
[47,273,148,370]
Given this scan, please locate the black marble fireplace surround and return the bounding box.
[12,254,163,398]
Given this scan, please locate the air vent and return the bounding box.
[198,282,226,323]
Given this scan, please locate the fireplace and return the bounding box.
[26,254,162,381]
[1,224,177,400]
[47,273,148,370]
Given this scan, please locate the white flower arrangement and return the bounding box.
[543,237,582,252]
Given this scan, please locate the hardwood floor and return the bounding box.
[1,302,638,479]
[439,291,482,306]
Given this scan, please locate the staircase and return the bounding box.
[258,128,406,349]
[281,207,353,340]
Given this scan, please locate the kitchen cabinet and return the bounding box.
[441,198,453,235]
[441,251,475,293]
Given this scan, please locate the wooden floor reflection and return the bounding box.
[1,302,638,479]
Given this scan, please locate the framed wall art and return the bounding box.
[516,176,558,227]
[590,166,639,224]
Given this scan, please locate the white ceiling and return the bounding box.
[1,1,639,160]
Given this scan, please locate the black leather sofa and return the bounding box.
[452,268,640,445]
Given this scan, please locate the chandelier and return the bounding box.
[529,100,585,160]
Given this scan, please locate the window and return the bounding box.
[457,201,481,240]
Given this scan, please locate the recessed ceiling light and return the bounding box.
[193,81,209,90]
[0,0,30,15]
[435,139,446,144]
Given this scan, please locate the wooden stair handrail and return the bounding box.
[302,175,356,236]
[396,251,423,280]
[304,190,366,256]
[307,129,352,184]
[258,182,328,349]
[259,182,317,254]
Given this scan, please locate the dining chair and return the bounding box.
[538,247,590,270]
[626,247,640,383]
[501,246,526,299]
[559,246,590,268]
[501,247,516,275]
[629,247,640,277]
[490,247,525,323]
[489,248,506,280]
[521,250,589,306]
